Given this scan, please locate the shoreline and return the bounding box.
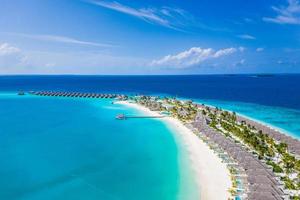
[236,111,295,136]
[236,114,300,155]
[116,101,232,200]
[196,101,300,155]
[196,100,300,140]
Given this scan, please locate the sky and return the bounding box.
[0,0,300,74]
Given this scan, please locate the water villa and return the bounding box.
[18,91,25,95]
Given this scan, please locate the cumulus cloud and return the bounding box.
[238,34,256,40]
[150,47,240,68]
[263,0,300,25]
[0,43,20,56]
[213,48,237,57]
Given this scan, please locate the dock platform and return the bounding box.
[116,114,164,120]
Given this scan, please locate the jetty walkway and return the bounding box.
[115,114,164,120]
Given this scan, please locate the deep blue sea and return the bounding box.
[0,74,300,199]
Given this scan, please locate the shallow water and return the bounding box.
[0,94,199,200]
[1,74,300,199]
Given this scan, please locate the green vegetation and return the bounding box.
[292,196,300,200]
[266,161,283,173]
[281,176,297,190]
[201,105,300,195]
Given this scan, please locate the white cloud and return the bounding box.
[150,47,240,68]
[87,1,190,30]
[9,33,115,47]
[0,43,27,73]
[263,0,300,25]
[238,34,256,40]
[213,48,237,57]
[256,47,264,52]
[0,43,20,56]
[89,1,168,25]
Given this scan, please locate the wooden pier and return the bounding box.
[29,91,128,100]
[116,114,164,120]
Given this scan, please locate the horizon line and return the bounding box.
[0,73,300,76]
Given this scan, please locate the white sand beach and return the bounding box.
[116,101,232,200]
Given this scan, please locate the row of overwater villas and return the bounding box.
[29,91,128,99]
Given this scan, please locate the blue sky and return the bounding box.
[0,0,300,74]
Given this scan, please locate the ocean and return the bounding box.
[0,74,300,199]
[0,94,199,200]
[1,74,300,137]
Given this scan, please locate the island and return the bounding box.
[29,91,300,200]
[124,95,300,200]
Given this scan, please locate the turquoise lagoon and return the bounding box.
[0,94,199,200]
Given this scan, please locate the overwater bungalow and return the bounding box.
[18,91,25,95]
